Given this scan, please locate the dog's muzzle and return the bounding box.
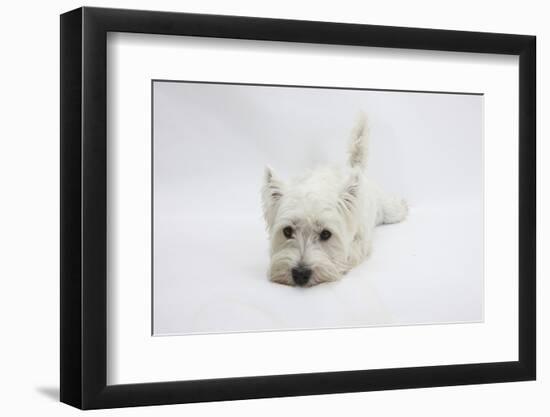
[291,266,312,286]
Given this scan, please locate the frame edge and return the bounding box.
[60,7,84,409]
[518,35,536,380]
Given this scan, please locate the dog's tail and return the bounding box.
[348,112,368,171]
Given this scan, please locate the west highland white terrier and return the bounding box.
[262,114,408,287]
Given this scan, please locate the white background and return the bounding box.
[152,82,484,335]
[0,0,545,416]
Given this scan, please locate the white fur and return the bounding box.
[262,113,408,287]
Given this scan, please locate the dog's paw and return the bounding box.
[383,197,408,224]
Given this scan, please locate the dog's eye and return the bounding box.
[283,226,294,239]
[320,229,332,241]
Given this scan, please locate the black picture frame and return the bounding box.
[60,6,536,410]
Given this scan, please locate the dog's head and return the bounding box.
[262,166,362,287]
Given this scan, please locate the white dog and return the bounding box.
[262,114,408,287]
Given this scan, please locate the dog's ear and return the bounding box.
[340,170,360,212]
[262,166,284,230]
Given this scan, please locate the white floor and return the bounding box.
[153,201,483,335]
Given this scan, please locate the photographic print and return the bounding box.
[152,81,484,336]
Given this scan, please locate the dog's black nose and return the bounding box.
[292,266,312,286]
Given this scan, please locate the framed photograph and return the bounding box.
[60,6,536,410]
